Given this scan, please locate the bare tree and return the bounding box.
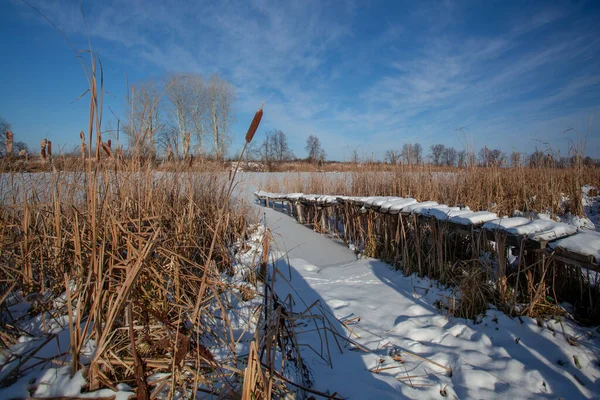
[401,143,414,165]
[188,75,207,155]
[511,151,522,167]
[166,74,191,158]
[260,130,294,164]
[384,149,401,164]
[124,79,164,159]
[0,116,11,157]
[442,147,457,166]
[351,148,360,164]
[14,141,28,154]
[270,130,294,163]
[457,150,467,168]
[414,143,423,164]
[305,135,326,163]
[207,74,235,160]
[479,147,505,167]
[429,144,445,165]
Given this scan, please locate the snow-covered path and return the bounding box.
[253,199,600,399]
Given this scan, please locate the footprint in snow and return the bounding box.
[329,299,350,309]
[302,264,320,273]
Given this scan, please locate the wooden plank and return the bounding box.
[553,254,600,273]
[553,248,596,265]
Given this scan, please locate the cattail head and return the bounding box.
[6,131,13,154]
[101,142,112,158]
[80,131,85,141]
[40,138,47,149]
[245,104,263,143]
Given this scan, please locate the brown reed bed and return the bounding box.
[0,51,330,398]
[260,164,599,220]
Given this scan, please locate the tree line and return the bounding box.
[2,109,598,168]
[245,131,326,166]
[124,73,235,161]
[0,116,29,157]
[382,143,599,168]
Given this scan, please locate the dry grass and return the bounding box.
[0,54,313,398]
[261,164,599,219]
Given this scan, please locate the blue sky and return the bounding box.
[1,0,600,160]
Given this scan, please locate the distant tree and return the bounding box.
[384,149,401,164]
[442,147,457,166]
[413,143,423,164]
[429,144,445,165]
[271,130,295,163]
[528,150,545,168]
[401,143,414,165]
[245,142,261,161]
[0,116,11,156]
[260,130,294,164]
[305,135,326,163]
[351,148,360,164]
[163,73,235,160]
[479,147,505,167]
[490,149,505,167]
[510,151,522,167]
[125,79,164,160]
[166,74,191,158]
[207,74,235,160]
[457,150,467,168]
[13,141,28,154]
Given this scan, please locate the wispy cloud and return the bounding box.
[11,0,600,158]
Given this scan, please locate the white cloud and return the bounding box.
[14,0,600,159]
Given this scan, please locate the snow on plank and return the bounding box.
[482,217,531,231]
[362,196,389,209]
[504,219,578,243]
[355,196,380,207]
[401,201,439,214]
[425,207,473,221]
[254,190,286,200]
[450,211,498,225]
[367,196,402,209]
[549,230,600,264]
[381,198,417,214]
[286,193,304,201]
[316,195,338,205]
[414,204,460,219]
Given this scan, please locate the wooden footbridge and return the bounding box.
[255,190,600,322]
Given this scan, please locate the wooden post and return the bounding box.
[413,214,422,276]
[496,231,507,280]
[296,203,304,224]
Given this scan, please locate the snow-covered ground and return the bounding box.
[243,180,600,399]
[2,173,599,399]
